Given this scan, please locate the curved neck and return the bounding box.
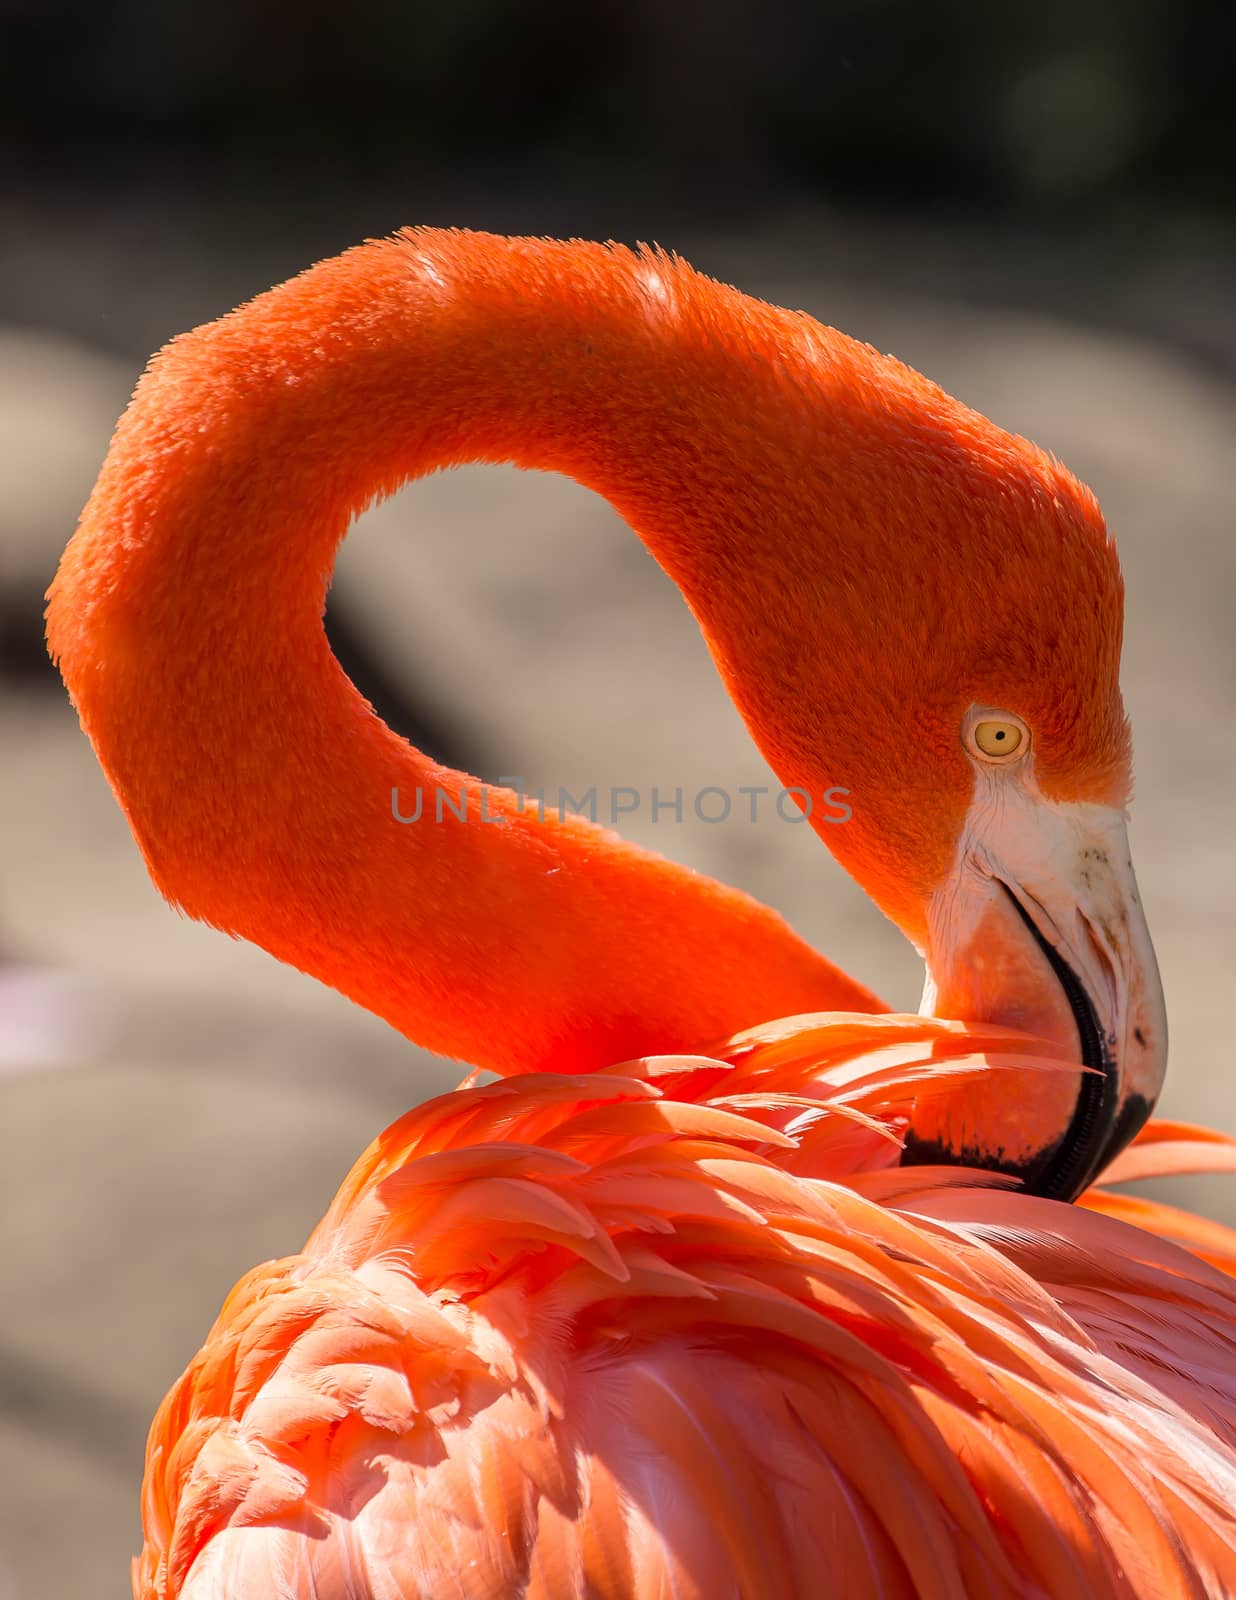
[48,228,883,1075]
[49,230,886,1074]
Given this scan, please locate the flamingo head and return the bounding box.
[676,326,1166,1201]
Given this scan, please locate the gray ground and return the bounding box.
[1,213,1233,1598]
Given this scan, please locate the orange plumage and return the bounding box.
[48,231,1236,1597]
[134,1021,1236,1599]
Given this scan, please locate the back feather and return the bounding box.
[136,1016,1236,1599]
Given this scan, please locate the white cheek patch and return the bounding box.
[924,756,1166,1110]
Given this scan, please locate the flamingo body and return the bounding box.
[139,1018,1236,1599]
[47,231,1236,1597]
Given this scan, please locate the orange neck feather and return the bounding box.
[49,229,1118,1073]
[49,230,892,1072]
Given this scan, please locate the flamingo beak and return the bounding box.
[908,799,1167,1201]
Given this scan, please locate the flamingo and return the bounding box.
[48,230,1236,1598]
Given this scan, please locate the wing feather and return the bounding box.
[135,1019,1236,1598]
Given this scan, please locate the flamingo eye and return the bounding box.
[970,717,1027,761]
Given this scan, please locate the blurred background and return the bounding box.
[2,2,1235,1594]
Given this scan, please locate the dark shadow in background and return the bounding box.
[4,0,1234,224]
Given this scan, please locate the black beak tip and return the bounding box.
[900,883,1155,1203]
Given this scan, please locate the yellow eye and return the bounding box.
[972,718,1026,760]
